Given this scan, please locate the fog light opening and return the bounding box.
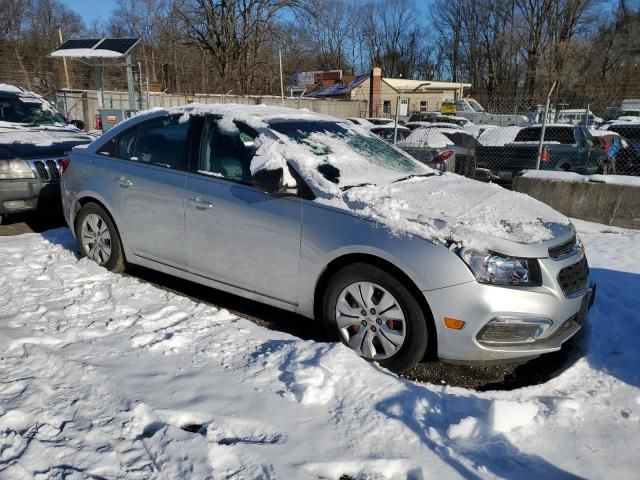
[477,316,553,346]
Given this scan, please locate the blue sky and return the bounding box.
[62,0,431,27]
[60,0,118,26]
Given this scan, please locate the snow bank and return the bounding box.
[521,170,640,187]
[521,170,589,182]
[589,174,640,187]
[0,222,639,478]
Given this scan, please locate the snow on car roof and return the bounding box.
[0,84,23,94]
[397,128,455,149]
[590,129,620,137]
[477,126,523,146]
[129,103,344,132]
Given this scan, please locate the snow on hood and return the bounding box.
[0,126,91,147]
[340,174,572,252]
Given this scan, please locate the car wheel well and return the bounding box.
[74,197,126,257]
[314,253,437,359]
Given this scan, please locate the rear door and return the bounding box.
[184,116,302,304]
[98,115,191,269]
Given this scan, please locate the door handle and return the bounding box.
[189,196,214,210]
[115,176,133,187]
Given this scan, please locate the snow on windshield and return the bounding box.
[0,94,67,127]
[267,120,431,193]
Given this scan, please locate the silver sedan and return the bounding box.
[61,105,594,372]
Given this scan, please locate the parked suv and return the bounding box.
[62,105,595,372]
[0,84,92,223]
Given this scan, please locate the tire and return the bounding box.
[322,263,430,372]
[75,202,126,273]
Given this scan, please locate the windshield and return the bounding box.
[468,100,485,112]
[268,120,429,189]
[0,96,67,126]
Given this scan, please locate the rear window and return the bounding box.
[609,125,640,140]
[514,127,576,144]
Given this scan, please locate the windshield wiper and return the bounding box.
[392,172,437,184]
[341,182,374,191]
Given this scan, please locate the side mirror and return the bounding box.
[252,167,283,191]
[70,119,85,130]
[252,167,298,196]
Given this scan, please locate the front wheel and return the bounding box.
[75,202,125,272]
[322,263,430,372]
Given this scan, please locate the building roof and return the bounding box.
[305,75,369,97]
[306,74,472,98]
[383,78,472,92]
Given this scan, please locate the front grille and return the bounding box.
[29,158,63,182]
[33,161,49,180]
[558,257,589,296]
[549,236,576,259]
[46,160,61,180]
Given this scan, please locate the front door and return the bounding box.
[184,116,301,304]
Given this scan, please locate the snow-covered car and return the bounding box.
[396,128,457,172]
[405,121,464,131]
[366,118,395,126]
[0,84,93,223]
[369,125,410,143]
[61,104,595,372]
[346,117,374,128]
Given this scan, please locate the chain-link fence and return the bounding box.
[388,95,640,184]
[55,89,368,130]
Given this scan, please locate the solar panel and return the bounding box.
[53,39,102,52]
[95,38,140,55]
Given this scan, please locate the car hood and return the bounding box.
[0,126,93,160]
[341,173,574,257]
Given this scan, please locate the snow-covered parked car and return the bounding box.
[396,128,457,172]
[0,84,93,223]
[61,104,595,372]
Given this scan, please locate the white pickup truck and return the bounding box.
[451,98,530,127]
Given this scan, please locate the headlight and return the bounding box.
[0,159,35,180]
[459,248,540,285]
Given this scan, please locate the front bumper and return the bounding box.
[0,179,61,215]
[424,254,594,362]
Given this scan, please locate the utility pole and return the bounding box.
[279,49,284,104]
[393,95,401,144]
[58,27,70,89]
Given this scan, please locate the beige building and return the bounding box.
[306,67,471,117]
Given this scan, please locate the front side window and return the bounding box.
[132,117,189,169]
[198,117,258,183]
[115,127,138,159]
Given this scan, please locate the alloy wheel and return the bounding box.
[335,282,407,360]
[80,213,112,265]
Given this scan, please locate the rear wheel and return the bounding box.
[75,202,125,272]
[322,263,429,372]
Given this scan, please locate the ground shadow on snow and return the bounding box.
[38,229,637,391]
[374,370,588,480]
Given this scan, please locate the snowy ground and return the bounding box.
[0,220,638,479]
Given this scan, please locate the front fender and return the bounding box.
[297,201,474,317]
